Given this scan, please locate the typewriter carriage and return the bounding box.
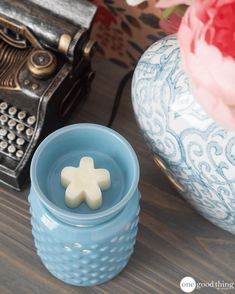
[0,0,97,190]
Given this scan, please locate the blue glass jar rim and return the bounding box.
[30,123,140,224]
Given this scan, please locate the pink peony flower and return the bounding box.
[157,0,194,7]
[178,0,235,131]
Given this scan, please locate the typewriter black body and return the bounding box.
[0,0,97,190]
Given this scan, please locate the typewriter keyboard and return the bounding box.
[0,101,36,161]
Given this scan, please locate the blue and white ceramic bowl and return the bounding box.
[132,35,235,235]
[29,123,140,286]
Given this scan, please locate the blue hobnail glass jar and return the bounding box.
[29,124,140,286]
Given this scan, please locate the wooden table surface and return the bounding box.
[1,59,235,294]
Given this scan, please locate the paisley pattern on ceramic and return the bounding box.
[132,35,235,234]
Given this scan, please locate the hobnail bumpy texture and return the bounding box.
[31,215,138,286]
[29,193,140,286]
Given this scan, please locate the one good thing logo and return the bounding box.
[180,277,196,293]
[180,277,235,292]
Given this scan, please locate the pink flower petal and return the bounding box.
[177,0,235,130]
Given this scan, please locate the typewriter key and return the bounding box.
[18,111,27,120]
[0,102,8,111]
[0,141,8,150]
[8,145,16,154]
[27,116,36,126]
[16,138,25,146]
[0,128,7,137]
[32,83,39,91]
[8,119,17,128]
[26,128,34,137]
[0,114,8,124]
[16,150,24,158]
[16,124,25,132]
[7,132,16,141]
[8,107,17,116]
[24,80,30,86]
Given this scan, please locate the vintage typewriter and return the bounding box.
[0,0,97,190]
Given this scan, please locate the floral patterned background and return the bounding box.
[90,0,182,69]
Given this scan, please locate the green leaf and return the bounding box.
[121,21,132,37]
[104,0,114,4]
[139,13,159,29]
[125,15,141,29]
[128,41,144,54]
[116,7,126,12]
[126,51,137,64]
[146,34,160,42]
[162,6,178,19]
[107,5,118,16]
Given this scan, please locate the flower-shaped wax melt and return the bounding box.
[61,156,111,209]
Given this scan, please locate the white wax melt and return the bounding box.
[61,156,111,209]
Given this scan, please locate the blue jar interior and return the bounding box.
[33,124,137,215]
